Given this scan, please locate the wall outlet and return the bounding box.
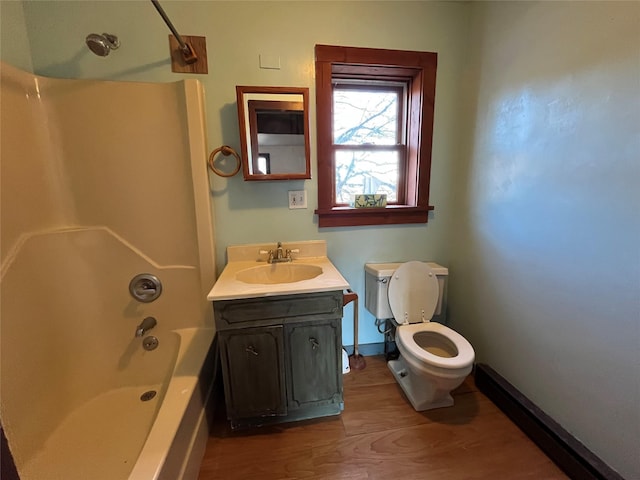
[288,190,307,209]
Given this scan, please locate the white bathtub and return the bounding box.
[1,64,217,479]
[1,228,217,480]
[129,327,216,480]
[17,327,215,480]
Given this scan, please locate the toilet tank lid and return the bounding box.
[365,262,448,277]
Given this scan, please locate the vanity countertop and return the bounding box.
[207,241,350,301]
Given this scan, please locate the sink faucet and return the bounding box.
[135,316,157,337]
[262,242,298,263]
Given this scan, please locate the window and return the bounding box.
[314,45,437,227]
[333,84,404,204]
[257,153,271,174]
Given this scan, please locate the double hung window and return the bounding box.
[314,45,438,227]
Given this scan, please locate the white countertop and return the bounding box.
[207,241,350,301]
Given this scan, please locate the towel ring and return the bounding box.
[208,145,241,177]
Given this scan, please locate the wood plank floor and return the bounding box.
[198,355,568,479]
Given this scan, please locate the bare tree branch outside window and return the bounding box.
[333,88,403,204]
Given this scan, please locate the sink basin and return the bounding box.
[207,241,351,301]
[236,263,323,285]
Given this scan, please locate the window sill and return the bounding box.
[314,205,434,228]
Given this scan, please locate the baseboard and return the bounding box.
[343,342,385,356]
[1,425,19,480]
[475,363,623,480]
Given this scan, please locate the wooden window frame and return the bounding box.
[314,44,437,227]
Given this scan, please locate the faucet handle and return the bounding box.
[285,248,299,261]
[260,249,275,263]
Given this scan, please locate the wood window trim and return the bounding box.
[314,44,437,228]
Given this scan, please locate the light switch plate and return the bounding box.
[288,190,307,209]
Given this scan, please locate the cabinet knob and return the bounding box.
[309,337,319,350]
[246,345,259,356]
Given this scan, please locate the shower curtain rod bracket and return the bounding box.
[168,35,208,74]
[151,0,202,67]
[180,42,198,64]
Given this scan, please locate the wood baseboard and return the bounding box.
[1,425,19,480]
[474,364,623,480]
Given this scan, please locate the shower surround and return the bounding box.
[0,62,216,480]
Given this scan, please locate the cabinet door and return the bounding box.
[286,320,342,409]
[220,326,286,419]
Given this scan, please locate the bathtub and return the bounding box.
[19,327,216,480]
[1,227,217,480]
[129,327,217,480]
[1,64,217,479]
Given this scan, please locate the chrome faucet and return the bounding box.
[259,242,300,263]
[269,242,295,263]
[135,316,157,337]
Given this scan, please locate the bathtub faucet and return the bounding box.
[135,316,157,337]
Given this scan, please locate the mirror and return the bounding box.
[236,86,311,181]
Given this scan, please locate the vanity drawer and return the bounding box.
[214,290,343,328]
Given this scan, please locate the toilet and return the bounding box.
[364,261,475,411]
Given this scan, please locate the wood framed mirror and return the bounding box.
[236,86,311,181]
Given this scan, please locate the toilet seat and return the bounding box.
[388,261,439,324]
[396,322,475,370]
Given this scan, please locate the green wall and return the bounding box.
[0,1,32,72]
[451,2,639,477]
[2,1,638,477]
[11,1,470,348]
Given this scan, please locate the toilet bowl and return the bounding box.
[365,261,475,411]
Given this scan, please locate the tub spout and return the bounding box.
[136,316,157,337]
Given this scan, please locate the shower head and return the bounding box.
[86,33,120,57]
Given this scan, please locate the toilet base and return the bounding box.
[388,357,455,411]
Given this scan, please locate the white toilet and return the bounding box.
[365,261,475,411]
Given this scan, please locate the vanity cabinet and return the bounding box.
[214,290,343,428]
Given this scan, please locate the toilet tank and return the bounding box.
[364,262,448,321]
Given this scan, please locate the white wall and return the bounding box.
[451,2,640,478]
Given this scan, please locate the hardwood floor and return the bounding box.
[198,355,567,479]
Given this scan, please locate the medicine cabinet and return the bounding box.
[236,86,311,181]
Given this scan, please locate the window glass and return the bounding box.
[332,88,399,145]
[333,85,403,204]
[335,150,400,203]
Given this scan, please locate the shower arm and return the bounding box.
[150,0,198,64]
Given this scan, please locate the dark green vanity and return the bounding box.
[207,240,350,429]
[214,290,344,429]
